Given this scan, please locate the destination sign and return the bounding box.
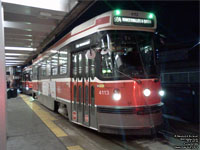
[113,16,154,27]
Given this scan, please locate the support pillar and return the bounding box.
[0,0,6,150]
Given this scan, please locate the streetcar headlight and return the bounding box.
[159,90,165,97]
[143,89,151,97]
[112,89,121,101]
[26,87,29,90]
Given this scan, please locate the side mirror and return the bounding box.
[86,50,96,59]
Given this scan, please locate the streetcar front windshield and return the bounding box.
[100,30,157,79]
[23,71,32,81]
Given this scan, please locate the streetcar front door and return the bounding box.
[83,52,90,126]
[71,51,91,126]
[71,53,78,122]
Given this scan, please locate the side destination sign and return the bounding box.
[113,16,154,27]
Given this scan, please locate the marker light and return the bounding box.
[112,89,121,101]
[143,89,151,97]
[148,13,154,19]
[114,9,121,16]
[159,90,165,96]
[102,70,106,74]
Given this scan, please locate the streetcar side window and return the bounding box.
[59,50,68,75]
[41,60,47,77]
[33,66,37,80]
[51,53,58,76]
[38,63,42,79]
[30,70,32,81]
[72,54,77,78]
[78,53,82,79]
[46,57,51,76]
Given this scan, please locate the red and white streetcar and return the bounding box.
[31,10,164,134]
[22,65,33,95]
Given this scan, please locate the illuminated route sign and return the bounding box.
[113,16,154,27]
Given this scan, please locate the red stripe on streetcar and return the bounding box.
[72,16,110,37]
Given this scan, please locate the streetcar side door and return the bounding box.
[71,49,97,128]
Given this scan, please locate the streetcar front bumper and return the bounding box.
[97,103,163,135]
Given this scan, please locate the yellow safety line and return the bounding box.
[67,145,84,150]
[20,94,67,137]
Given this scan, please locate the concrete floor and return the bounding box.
[6,96,66,150]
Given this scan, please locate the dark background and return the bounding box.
[67,0,199,44]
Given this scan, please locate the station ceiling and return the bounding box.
[2,0,95,66]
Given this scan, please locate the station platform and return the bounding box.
[6,95,83,150]
[6,95,199,150]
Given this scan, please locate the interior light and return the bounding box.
[148,13,154,19]
[114,9,121,16]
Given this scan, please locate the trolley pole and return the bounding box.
[0,0,7,150]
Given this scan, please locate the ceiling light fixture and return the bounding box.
[6,57,26,59]
[5,53,27,56]
[5,47,36,51]
[6,60,24,63]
